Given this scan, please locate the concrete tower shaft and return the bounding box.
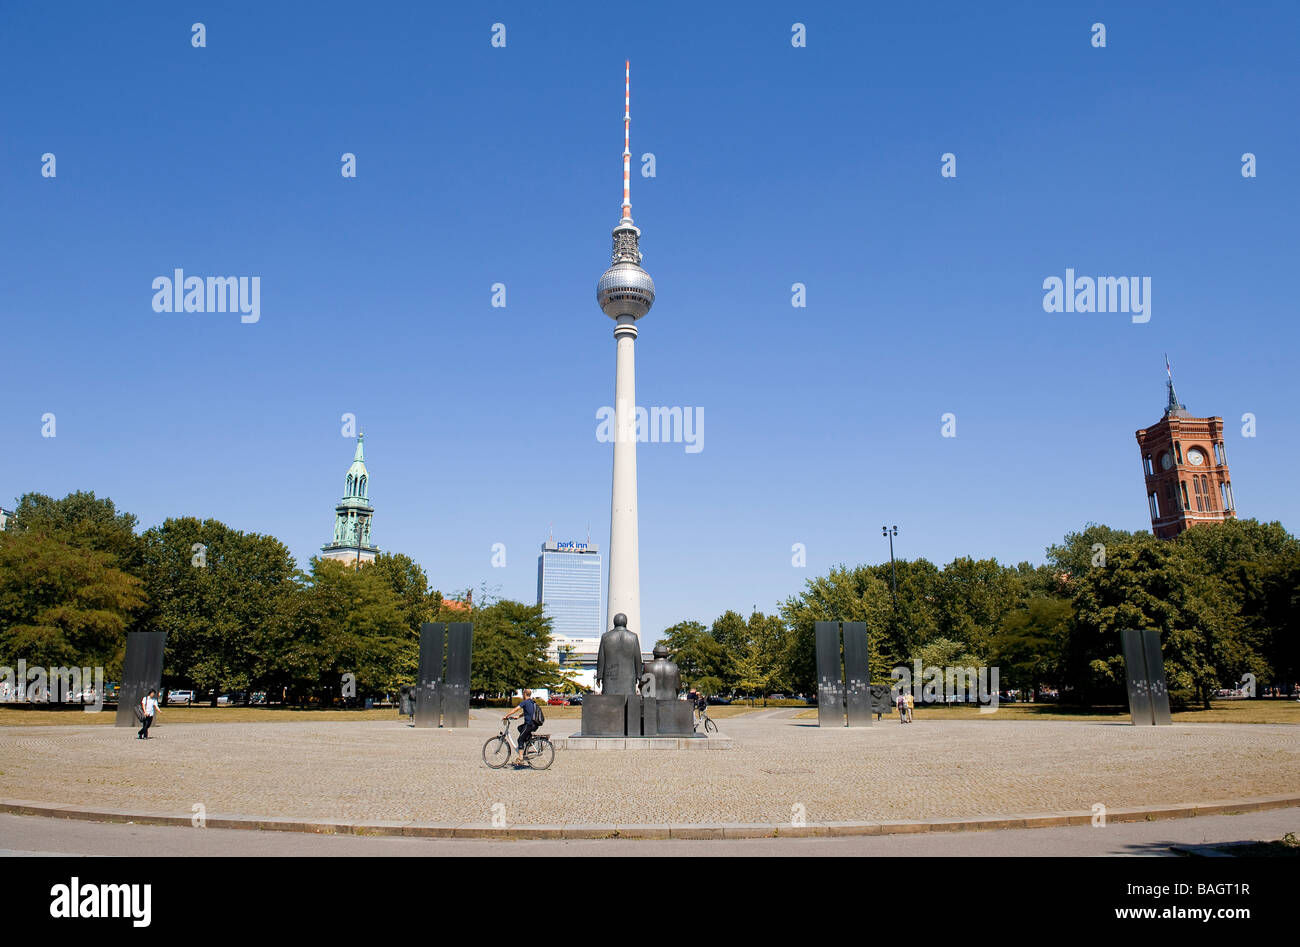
[599,61,651,647]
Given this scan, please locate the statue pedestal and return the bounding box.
[656,700,695,736]
[578,696,697,737]
[579,694,630,736]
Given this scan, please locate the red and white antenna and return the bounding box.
[622,60,632,221]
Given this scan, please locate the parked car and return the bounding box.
[568,695,583,706]
[216,693,233,705]
[167,690,196,705]
[547,696,570,706]
[706,696,732,705]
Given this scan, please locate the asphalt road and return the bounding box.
[1,807,1295,857]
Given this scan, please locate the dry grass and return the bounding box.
[0,702,767,726]
[794,700,1300,724]
[0,706,401,726]
[7,699,1293,727]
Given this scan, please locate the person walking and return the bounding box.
[137,688,159,739]
[904,690,915,723]
[896,690,907,725]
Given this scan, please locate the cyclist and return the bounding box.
[694,690,708,728]
[503,688,538,766]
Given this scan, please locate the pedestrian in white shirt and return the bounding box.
[137,689,159,739]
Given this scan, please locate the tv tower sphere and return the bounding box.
[597,252,655,321]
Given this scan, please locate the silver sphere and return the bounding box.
[597,261,655,321]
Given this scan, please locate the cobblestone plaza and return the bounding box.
[3,711,1295,830]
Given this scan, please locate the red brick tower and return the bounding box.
[1135,359,1236,539]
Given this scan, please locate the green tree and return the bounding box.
[1173,519,1297,688]
[1068,541,1228,708]
[913,636,982,672]
[292,558,412,697]
[727,612,789,702]
[139,517,298,703]
[466,599,556,696]
[7,490,144,573]
[709,610,748,651]
[1047,524,1153,579]
[0,532,145,669]
[989,596,1072,692]
[370,552,437,635]
[932,556,1020,659]
[778,566,894,693]
[657,620,727,696]
[367,552,437,689]
[1250,545,1300,687]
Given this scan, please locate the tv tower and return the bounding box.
[597,60,655,645]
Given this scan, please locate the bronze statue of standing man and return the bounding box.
[596,613,642,696]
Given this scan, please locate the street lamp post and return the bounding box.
[881,525,899,608]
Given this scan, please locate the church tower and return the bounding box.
[1135,359,1236,539]
[321,434,378,566]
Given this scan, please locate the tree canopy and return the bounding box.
[2,489,1294,711]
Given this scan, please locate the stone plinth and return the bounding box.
[579,694,630,736]
[555,733,734,750]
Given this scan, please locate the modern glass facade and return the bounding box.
[537,541,603,640]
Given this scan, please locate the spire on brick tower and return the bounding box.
[1165,354,1189,418]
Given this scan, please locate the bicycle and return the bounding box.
[694,705,718,734]
[483,717,555,770]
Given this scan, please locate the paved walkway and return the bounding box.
[0,712,1295,827]
[3,808,1296,856]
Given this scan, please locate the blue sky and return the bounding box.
[2,1,1296,640]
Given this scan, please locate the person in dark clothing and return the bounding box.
[504,688,538,766]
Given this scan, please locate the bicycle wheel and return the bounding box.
[526,738,554,771]
[483,735,512,768]
[704,716,718,734]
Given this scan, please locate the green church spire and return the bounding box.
[322,434,377,565]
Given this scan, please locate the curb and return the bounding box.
[3,794,1298,841]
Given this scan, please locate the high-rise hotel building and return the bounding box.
[537,540,603,640]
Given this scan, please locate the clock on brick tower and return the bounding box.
[1135,361,1236,540]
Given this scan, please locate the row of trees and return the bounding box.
[2,490,1295,709]
[655,520,1298,709]
[0,492,562,702]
